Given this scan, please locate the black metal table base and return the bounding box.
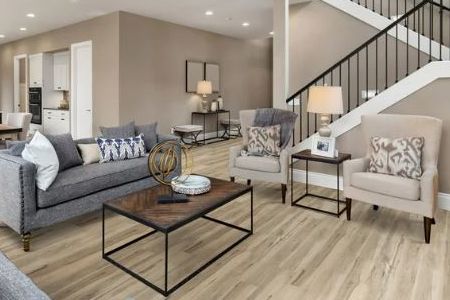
[102,191,253,297]
[292,193,347,217]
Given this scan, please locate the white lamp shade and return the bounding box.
[197,80,212,95]
[307,86,344,114]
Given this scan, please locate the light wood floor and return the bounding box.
[1,138,449,299]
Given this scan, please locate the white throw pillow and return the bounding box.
[22,131,59,191]
[77,143,100,165]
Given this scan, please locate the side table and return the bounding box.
[290,149,351,217]
[172,125,203,148]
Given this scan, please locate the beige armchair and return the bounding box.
[343,114,443,243]
[229,110,295,203]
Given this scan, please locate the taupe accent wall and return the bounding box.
[0,13,120,130]
[118,12,272,134]
[0,11,272,136]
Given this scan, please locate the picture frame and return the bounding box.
[311,135,336,158]
[205,63,220,93]
[186,60,205,93]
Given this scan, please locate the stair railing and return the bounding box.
[286,0,450,145]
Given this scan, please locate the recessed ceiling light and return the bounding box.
[242,22,250,27]
[269,31,274,35]
[20,27,27,31]
[0,34,5,39]
[205,10,214,16]
[26,13,35,18]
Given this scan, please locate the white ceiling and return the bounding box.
[0,0,274,45]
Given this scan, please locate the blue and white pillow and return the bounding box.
[96,134,146,163]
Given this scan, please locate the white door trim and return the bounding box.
[70,40,93,139]
[13,54,28,113]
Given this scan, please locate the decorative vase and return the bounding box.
[211,100,218,112]
[217,96,223,110]
[201,98,209,113]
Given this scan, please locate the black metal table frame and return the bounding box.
[191,110,231,145]
[102,188,253,297]
[174,129,203,148]
[290,157,347,217]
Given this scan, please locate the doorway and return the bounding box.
[13,54,28,113]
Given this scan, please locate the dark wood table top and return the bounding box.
[0,124,22,134]
[105,176,251,233]
[292,149,351,164]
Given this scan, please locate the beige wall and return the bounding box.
[0,12,120,130]
[0,11,272,135]
[118,12,272,134]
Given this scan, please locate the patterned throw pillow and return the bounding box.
[96,134,146,163]
[247,125,281,156]
[368,136,425,179]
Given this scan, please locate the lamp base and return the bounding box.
[318,114,332,137]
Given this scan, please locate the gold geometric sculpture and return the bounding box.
[148,140,193,186]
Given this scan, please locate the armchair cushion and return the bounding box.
[351,172,420,201]
[235,155,280,173]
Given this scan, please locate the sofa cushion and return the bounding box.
[351,172,420,201]
[37,156,150,208]
[96,134,146,163]
[135,122,158,151]
[5,140,28,156]
[100,121,135,138]
[46,133,83,171]
[235,155,280,173]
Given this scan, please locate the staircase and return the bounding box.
[286,0,450,148]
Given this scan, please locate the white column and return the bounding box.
[273,0,289,109]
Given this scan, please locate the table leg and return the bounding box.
[337,163,340,217]
[102,206,105,257]
[251,187,254,234]
[306,160,309,194]
[164,232,169,294]
[203,115,206,145]
[228,112,231,139]
[291,156,294,206]
[216,112,219,139]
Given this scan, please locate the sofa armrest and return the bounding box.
[343,157,370,189]
[157,134,180,143]
[420,167,439,212]
[0,154,37,234]
[229,145,244,169]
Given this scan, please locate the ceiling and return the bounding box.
[0,0,274,45]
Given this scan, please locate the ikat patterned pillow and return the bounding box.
[247,125,281,156]
[96,134,146,163]
[368,136,424,179]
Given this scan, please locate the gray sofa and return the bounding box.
[0,134,179,251]
[0,251,49,299]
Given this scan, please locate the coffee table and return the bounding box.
[102,176,253,296]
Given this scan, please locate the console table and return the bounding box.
[191,110,231,144]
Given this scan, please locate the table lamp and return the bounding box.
[197,80,212,113]
[307,86,343,137]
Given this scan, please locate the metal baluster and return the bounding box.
[381,0,383,16]
[357,52,360,106]
[366,45,369,102]
[406,15,409,75]
[418,7,421,69]
[440,0,443,60]
[404,0,406,16]
[307,92,310,137]
[386,33,389,88]
[413,0,416,31]
[300,93,303,141]
[376,38,378,95]
[347,59,350,113]
[389,0,391,19]
[372,0,375,12]
[430,2,433,62]
[396,23,399,82]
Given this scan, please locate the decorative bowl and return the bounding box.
[171,175,211,195]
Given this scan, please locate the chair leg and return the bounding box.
[230,177,235,183]
[21,233,31,252]
[281,184,287,204]
[373,205,379,211]
[247,179,251,186]
[424,217,432,244]
[431,218,436,225]
[346,198,352,221]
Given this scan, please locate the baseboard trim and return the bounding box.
[292,169,450,211]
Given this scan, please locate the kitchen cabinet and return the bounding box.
[29,54,43,87]
[53,51,70,91]
[43,109,70,135]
